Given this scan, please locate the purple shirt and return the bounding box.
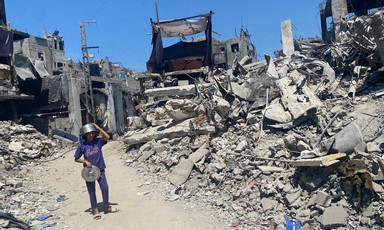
[74,137,107,170]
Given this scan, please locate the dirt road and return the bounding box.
[31,140,230,230]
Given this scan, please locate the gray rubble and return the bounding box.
[122,9,384,230]
[0,121,58,170]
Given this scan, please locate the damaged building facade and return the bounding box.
[212,28,256,70]
[0,0,139,138]
[320,0,384,42]
[145,12,256,90]
[121,3,384,230]
[2,1,384,229]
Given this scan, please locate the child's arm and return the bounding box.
[92,123,110,141]
[75,158,92,168]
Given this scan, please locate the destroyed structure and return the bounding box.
[0,0,140,138]
[1,1,384,229]
[320,0,384,42]
[212,28,256,70]
[122,4,384,230]
[145,12,256,92]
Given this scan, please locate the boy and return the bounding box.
[74,123,118,219]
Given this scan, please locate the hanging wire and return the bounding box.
[91,0,110,19]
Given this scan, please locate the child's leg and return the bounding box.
[97,170,109,208]
[86,181,98,214]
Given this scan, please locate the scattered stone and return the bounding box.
[320,206,348,228]
[286,190,301,205]
[235,141,248,153]
[307,190,331,207]
[366,142,380,153]
[260,198,277,211]
[6,180,23,188]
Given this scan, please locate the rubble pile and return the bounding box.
[0,121,58,170]
[0,164,68,229]
[123,10,384,230]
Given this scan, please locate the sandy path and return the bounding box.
[35,140,229,230]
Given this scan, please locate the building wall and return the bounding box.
[49,117,71,134]
[212,29,256,70]
[46,37,66,68]
[14,35,66,72]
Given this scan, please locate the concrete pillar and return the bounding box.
[319,3,328,42]
[280,20,295,57]
[331,0,348,41]
[114,88,124,135]
[44,49,53,75]
[106,83,117,133]
[125,94,134,117]
[67,75,82,138]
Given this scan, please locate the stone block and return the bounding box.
[260,197,278,211]
[235,140,248,153]
[307,191,331,207]
[286,190,301,205]
[320,206,348,228]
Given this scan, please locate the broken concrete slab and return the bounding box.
[138,150,156,162]
[265,98,292,123]
[363,202,375,218]
[276,70,323,120]
[165,99,202,122]
[230,82,252,100]
[372,181,384,193]
[265,54,279,79]
[286,190,301,205]
[212,95,230,118]
[234,141,247,153]
[307,190,331,207]
[144,84,211,98]
[8,142,23,152]
[257,166,285,173]
[167,157,193,187]
[168,142,209,186]
[320,206,348,228]
[6,180,23,188]
[260,197,278,211]
[330,122,364,154]
[366,142,380,153]
[124,119,215,146]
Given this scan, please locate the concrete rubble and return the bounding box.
[0,160,70,229]
[0,121,59,170]
[1,1,384,230]
[122,9,384,230]
[0,122,73,229]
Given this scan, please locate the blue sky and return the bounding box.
[5,0,325,71]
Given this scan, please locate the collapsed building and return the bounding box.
[320,0,384,42]
[0,0,140,139]
[145,12,256,91]
[122,4,384,230]
[1,1,384,229]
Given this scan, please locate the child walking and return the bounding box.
[74,123,118,219]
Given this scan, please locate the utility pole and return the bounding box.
[79,20,99,123]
